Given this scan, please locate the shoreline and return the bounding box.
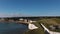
[0,21,29,25]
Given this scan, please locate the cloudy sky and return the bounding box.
[0,0,60,17]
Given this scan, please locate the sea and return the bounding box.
[0,22,28,34]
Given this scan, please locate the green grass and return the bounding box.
[24,18,60,34]
[37,18,60,32]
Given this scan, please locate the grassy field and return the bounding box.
[37,18,60,32]
[24,18,60,34]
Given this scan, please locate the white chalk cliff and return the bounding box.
[28,23,38,30]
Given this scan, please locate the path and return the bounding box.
[41,23,60,34]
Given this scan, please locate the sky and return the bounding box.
[0,0,60,17]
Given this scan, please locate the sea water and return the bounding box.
[0,22,28,34]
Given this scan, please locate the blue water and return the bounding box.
[0,22,28,34]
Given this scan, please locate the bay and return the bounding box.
[0,22,28,34]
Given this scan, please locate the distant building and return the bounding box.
[29,20,36,23]
[19,18,23,21]
[24,19,28,22]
